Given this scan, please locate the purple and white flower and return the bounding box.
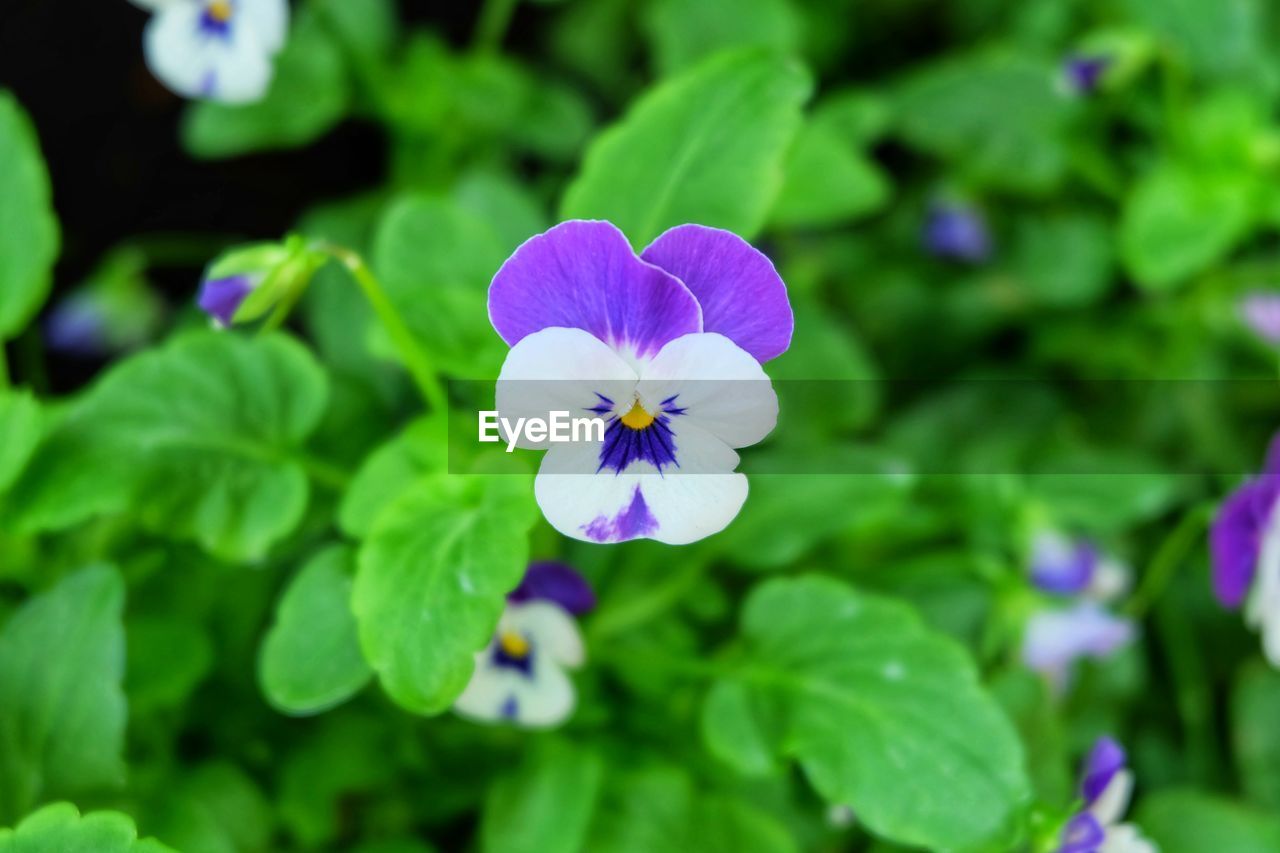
[489,220,792,545]
[1239,291,1280,346]
[1023,531,1135,689]
[922,201,991,263]
[453,562,594,728]
[1210,434,1280,666]
[130,0,288,103]
[1062,55,1111,96]
[1056,738,1155,853]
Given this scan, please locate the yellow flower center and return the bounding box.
[207,0,233,22]
[499,631,530,659]
[620,400,655,430]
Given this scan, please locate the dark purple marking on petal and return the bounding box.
[1056,812,1105,853]
[1063,55,1110,95]
[1080,736,1126,805]
[1211,475,1280,608]
[490,635,535,678]
[640,224,793,363]
[488,221,702,359]
[922,203,990,263]
[509,561,596,615]
[582,485,659,542]
[197,274,254,327]
[596,396,685,474]
[499,695,519,720]
[1031,536,1098,595]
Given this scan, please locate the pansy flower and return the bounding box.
[130,0,288,103]
[922,201,991,263]
[196,239,324,327]
[1055,737,1155,853]
[1022,531,1135,689]
[489,220,792,545]
[1062,55,1111,96]
[1210,434,1280,666]
[453,562,595,728]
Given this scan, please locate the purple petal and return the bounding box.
[1057,812,1105,853]
[197,274,255,327]
[1021,602,1135,677]
[1238,292,1280,345]
[1080,736,1126,805]
[45,296,107,355]
[1063,55,1110,95]
[1030,532,1098,595]
[923,203,990,262]
[488,221,702,360]
[1210,476,1280,608]
[508,561,596,615]
[640,224,793,363]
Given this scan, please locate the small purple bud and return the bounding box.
[197,274,255,327]
[923,203,991,263]
[1080,736,1126,805]
[1240,291,1280,345]
[45,295,108,356]
[1030,532,1098,595]
[1063,55,1110,96]
[508,561,596,615]
[1057,812,1105,853]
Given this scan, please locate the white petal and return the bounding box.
[637,332,778,448]
[1246,502,1280,667]
[506,664,576,728]
[535,444,747,545]
[505,601,585,668]
[452,656,519,723]
[1090,769,1134,827]
[144,4,272,103]
[1100,823,1158,853]
[128,0,183,11]
[495,327,638,450]
[238,0,289,53]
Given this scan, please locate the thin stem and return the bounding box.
[320,244,448,412]
[472,0,519,53]
[1126,502,1213,619]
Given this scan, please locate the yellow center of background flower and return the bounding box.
[207,1,233,22]
[499,631,530,658]
[620,400,655,430]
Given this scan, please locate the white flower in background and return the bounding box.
[453,562,593,728]
[130,0,289,103]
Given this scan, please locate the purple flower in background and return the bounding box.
[129,0,289,104]
[1062,55,1111,96]
[45,295,110,356]
[490,220,791,545]
[453,562,593,728]
[1055,738,1155,853]
[1022,601,1135,691]
[1240,291,1280,345]
[1210,434,1280,666]
[1031,531,1100,595]
[197,274,256,327]
[922,202,991,263]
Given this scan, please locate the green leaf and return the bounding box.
[353,475,537,714]
[144,762,273,853]
[769,122,891,229]
[642,0,802,76]
[703,575,1028,850]
[1009,212,1114,307]
[481,739,604,853]
[1232,663,1280,810]
[1121,0,1272,85]
[0,91,59,340]
[183,10,349,158]
[6,332,329,561]
[126,616,213,714]
[561,49,811,246]
[587,765,796,853]
[0,803,174,853]
[371,196,510,379]
[0,390,40,494]
[259,546,372,715]
[893,52,1073,194]
[1135,789,1280,853]
[1120,163,1256,290]
[311,0,397,62]
[0,566,127,822]
[339,416,446,539]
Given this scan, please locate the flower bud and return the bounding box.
[196,236,325,328]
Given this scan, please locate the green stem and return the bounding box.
[1126,502,1213,619]
[588,558,708,641]
[472,0,519,53]
[321,245,448,412]
[0,342,9,391]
